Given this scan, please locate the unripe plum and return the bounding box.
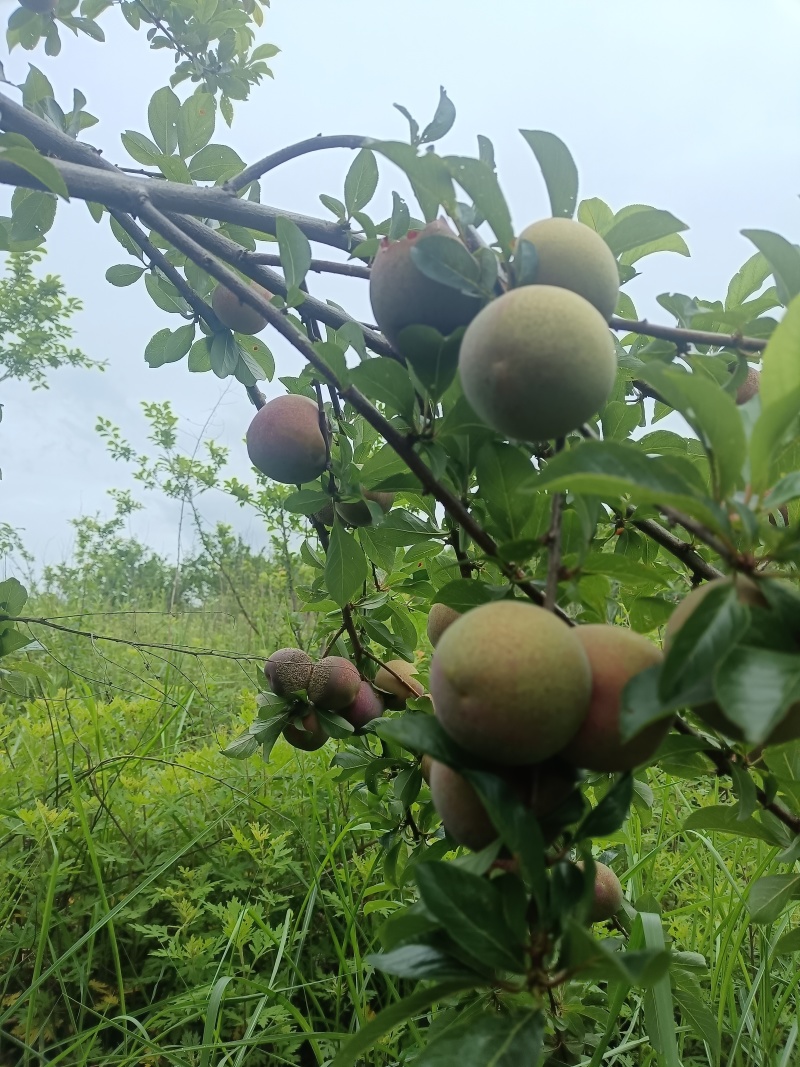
[307,656,361,710]
[736,367,760,404]
[517,217,620,321]
[336,490,394,527]
[264,647,313,697]
[426,603,461,648]
[562,625,668,772]
[246,393,327,485]
[341,681,384,731]
[458,285,617,442]
[373,659,424,710]
[577,860,624,922]
[430,600,592,765]
[369,220,484,351]
[283,709,328,751]
[212,282,271,335]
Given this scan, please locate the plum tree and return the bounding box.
[373,659,424,710]
[212,282,271,334]
[577,860,624,922]
[336,490,394,527]
[246,393,327,485]
[458,286,617,442]
[369,219,484,350]
[430,600,592,764]
[426,603,461,648]
[341,680,384,730]
[517,217,620,320]
[283,708,329,752]
[308,656,362,710]
[561,626,668,772]
[264,648,313,697]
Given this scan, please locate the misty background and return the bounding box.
[2,0,799,567]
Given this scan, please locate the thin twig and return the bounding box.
[227,134,367,193]
[675,719,800,835]
[610,315,767,354]
[544,441,566,611]
[630,517,723,582]
[251,252,371,278]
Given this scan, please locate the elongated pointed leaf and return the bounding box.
[520,129,578,219]
[604,208,687,257]
[418,1009,545,1066]
[742,229,800,303]
[325,522,368,607]
[444,156,515,256]
[750,293,800,491]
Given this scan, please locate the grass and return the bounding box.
[1,544,799,1065]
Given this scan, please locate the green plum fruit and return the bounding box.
[336,490,394,527]
[373,659,424,710]
[212,281,271,334]
[426,603,462,648]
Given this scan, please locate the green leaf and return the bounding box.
[659,582,750,703]
[144,273,189,315]
[420,87,457,144]
[144,324,195,369]
[519,129,578,219]
[578,196,614,235]
[747,874,800,924]
[531,440,721,530]
[742,229,800,303]
[369,140,456,223]
[120,130,163,166]
[209,331,239,377]
[0,144,68,199]
[775,927,800,954]
[0,578,27,618]
[276,216,312,292]
[683,805,784,845]
[188,337,212,373]
[433,580,495,613]
[410,234,484,296]
[632,911,681,1066]
[330,981,480,1067]
[344,148,379,217]
[577,774,633,839]
[415,862,525,973]
[360,445,422,493]
[368,945,485,983]
[444,156,515,257]
[715,647,800,746]
[237,336,274,381]
[178,92,216,159]
[418,1010,544,1066]
[476,443,539,540]
[637,363,745,500]
[512,238,539,287]
[105,264,145,287]
[188,144,245,182]
[603,208,688,257]
[0,629,32,658]
[750,293,800,491]
[394,326,461,401]
[388,191,410,239]
[325,521,368,607]
[349,358,416,424]
[148,86,180,155]
[672,984,721,1056]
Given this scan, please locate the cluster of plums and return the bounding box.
[265,647,423,750]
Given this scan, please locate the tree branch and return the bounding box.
[610,315,767,355]
[251,252,371,279]
[675,719,800,836]
[629,517,723,582]
[227,134,367,193]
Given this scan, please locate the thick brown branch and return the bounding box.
[630,517,723,582]
[227,134,367,193]
[610,315,767,354]
[675,719,800,835]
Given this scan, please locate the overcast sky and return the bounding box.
[2,0,800,568]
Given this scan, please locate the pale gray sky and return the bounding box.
[2,0,800,566]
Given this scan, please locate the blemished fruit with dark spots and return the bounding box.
[212,282,271,334]
[426,603,462,648]
[307,656,362,711]
[369,219,484,351]
[283,709,328,751]
[336,491,394,527]
[458,285,617,442]
[373,659,424,710]
[577,860,624,922]
[341,681,384,731]
[517,217,620,320]
[246,394,327,485]
[736,367,760,404]
[562,626,668,772]
[264,648,313,697]
[430,600,592,764]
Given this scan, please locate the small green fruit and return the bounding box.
[517,217,620,320]
[336,490,394,527]
[246,394,327,485]
[308,656,361,710]
[369,220,484,350]
[264,648,313,697]
[430,600,591,764]
[212,282,271,334]
[458,285,617,442]
[426,603,461,648]
[577,860,624,922]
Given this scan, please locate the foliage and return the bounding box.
[1,1,800,1064]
